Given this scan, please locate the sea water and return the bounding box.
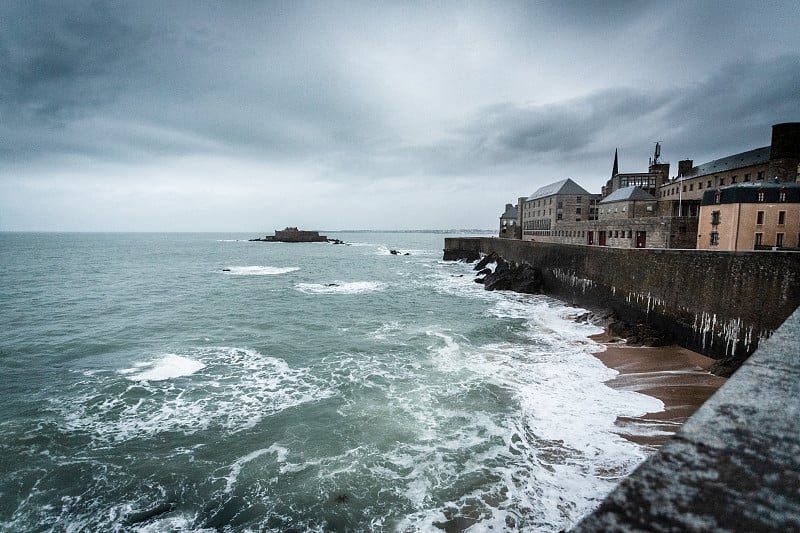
[0,232,661,532]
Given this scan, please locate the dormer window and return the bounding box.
[779,190,787,202]
[714,191,721,204]
[757,190,766,202]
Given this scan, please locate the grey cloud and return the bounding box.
[0,1,146,122]
[410,55,800,181]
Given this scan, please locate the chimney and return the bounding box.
[678,159,693,178]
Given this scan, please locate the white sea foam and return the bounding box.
[125,354,205,381]
[222,447,273,493]
[295,281,385,294]
[364,282,664,531]
[59,347,332,443]
[223,266,300,275]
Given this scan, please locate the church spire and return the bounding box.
[612,148,619,178]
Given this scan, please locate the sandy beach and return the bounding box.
[592,336,728,448]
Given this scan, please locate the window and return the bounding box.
[732,175,737,183]
[777,233,784,247]
[576,196,582,203]
[755,233,763,246]
[744,173,751,182]
[557,201,563,209]
[758,190,766,202]
[557,213,562,221]
[757,171,764,180]
[711,210,721,225]
[710,232,719,246]
[779,211,786,225]
[576,207,582,214]
[707,180,712,188]
[720,178,725,186]
[689,184,694,191]
[779,190,787,202]
[757,211,764,224]
[683,185,687,193]
[714,191,722,204]
[698,182,703,189]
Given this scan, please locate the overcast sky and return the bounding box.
[1,1,798,231]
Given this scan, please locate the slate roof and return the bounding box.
[527,178,590,200]
[600,186,657,204]
[700,182,800,205]
[683,146,770,178]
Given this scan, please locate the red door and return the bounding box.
[598,231,606,246]
[587,231,594,245]
[636,231,646,248]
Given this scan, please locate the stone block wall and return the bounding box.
[444,238,800,364]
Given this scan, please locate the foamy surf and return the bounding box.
[125,354,205,381]
[295,281,385,294]
[59,347,332,443]
[222,266,300,275]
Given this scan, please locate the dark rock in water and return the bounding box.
[474,277,485,284]
[390,249,400,255]
[481,258,543,294]
[404,252,410,256]
[222,268,231,272]
[325,283,339,287]
[126,502,176,525]
[474,252,500,271]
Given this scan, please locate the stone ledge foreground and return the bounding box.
[571,306,800,532]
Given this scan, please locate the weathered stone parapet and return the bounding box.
[443,238,800,372]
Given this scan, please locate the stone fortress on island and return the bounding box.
[499,123,800,251]
[250,227,344,244]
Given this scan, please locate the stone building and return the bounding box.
[517,178,600,241]
[498,203,520,239]
[696,182,800,251]
[602,146,671,198]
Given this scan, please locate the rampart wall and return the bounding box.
[443,237,800,366]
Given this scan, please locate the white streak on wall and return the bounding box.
[552,268,595,293]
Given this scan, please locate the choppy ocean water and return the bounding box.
[0,232,662,532]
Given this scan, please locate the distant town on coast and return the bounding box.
[497,122,800,252]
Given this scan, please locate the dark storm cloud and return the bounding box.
[0,1,145,121]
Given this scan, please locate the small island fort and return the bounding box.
[250,227,331,243]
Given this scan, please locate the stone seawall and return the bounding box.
[444,238,800,369]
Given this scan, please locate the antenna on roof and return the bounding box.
[653,141,662,164]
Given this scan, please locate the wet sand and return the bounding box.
[592,336,727,448]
